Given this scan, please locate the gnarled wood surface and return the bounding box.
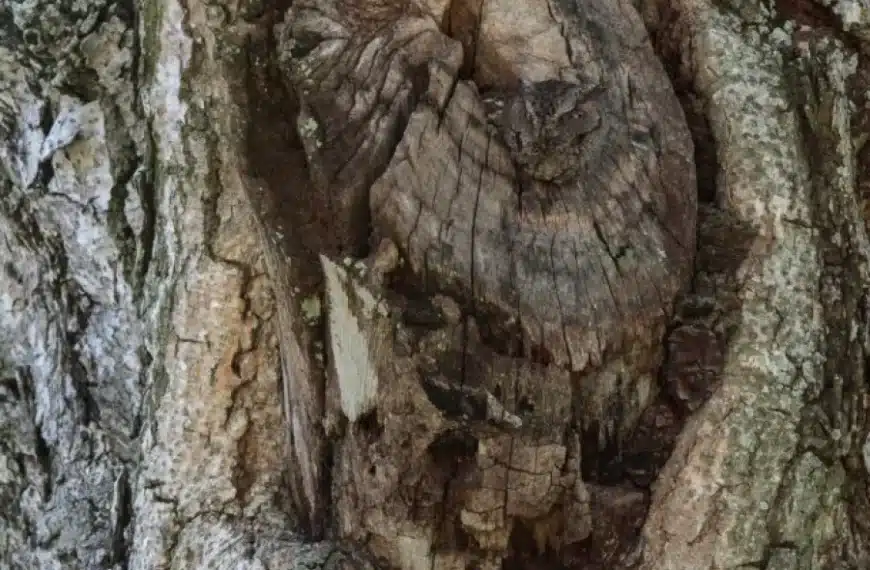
[280,0,696,371]
[276,0,696,568]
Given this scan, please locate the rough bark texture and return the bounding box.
[2,0,870,569]
[0,0,316,568]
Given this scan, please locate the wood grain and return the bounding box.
[278,0,696,567]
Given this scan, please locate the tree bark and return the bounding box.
[1,0,870,569]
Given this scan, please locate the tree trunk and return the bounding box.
[1,0,869,568]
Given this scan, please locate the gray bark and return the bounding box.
[1,0,870,569]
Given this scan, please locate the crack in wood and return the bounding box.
[276,0,697,568]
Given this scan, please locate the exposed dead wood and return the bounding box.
[274,0,696,568]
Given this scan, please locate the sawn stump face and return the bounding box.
[277,0,697,567]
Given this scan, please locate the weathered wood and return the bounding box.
[281,0,696,373]
[277,0,695,568]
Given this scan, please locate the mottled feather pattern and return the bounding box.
[497,79,603,184]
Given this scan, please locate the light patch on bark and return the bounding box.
[321,255,386,424]
[0,91,43,188]
[140,0,191,162]
[40,98,104,161]
[395,535,435,570]
[476,0,573,85]
[830,0,870,30]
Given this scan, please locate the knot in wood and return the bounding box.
[282,0,698,371]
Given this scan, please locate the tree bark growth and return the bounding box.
[1,0,870,568]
